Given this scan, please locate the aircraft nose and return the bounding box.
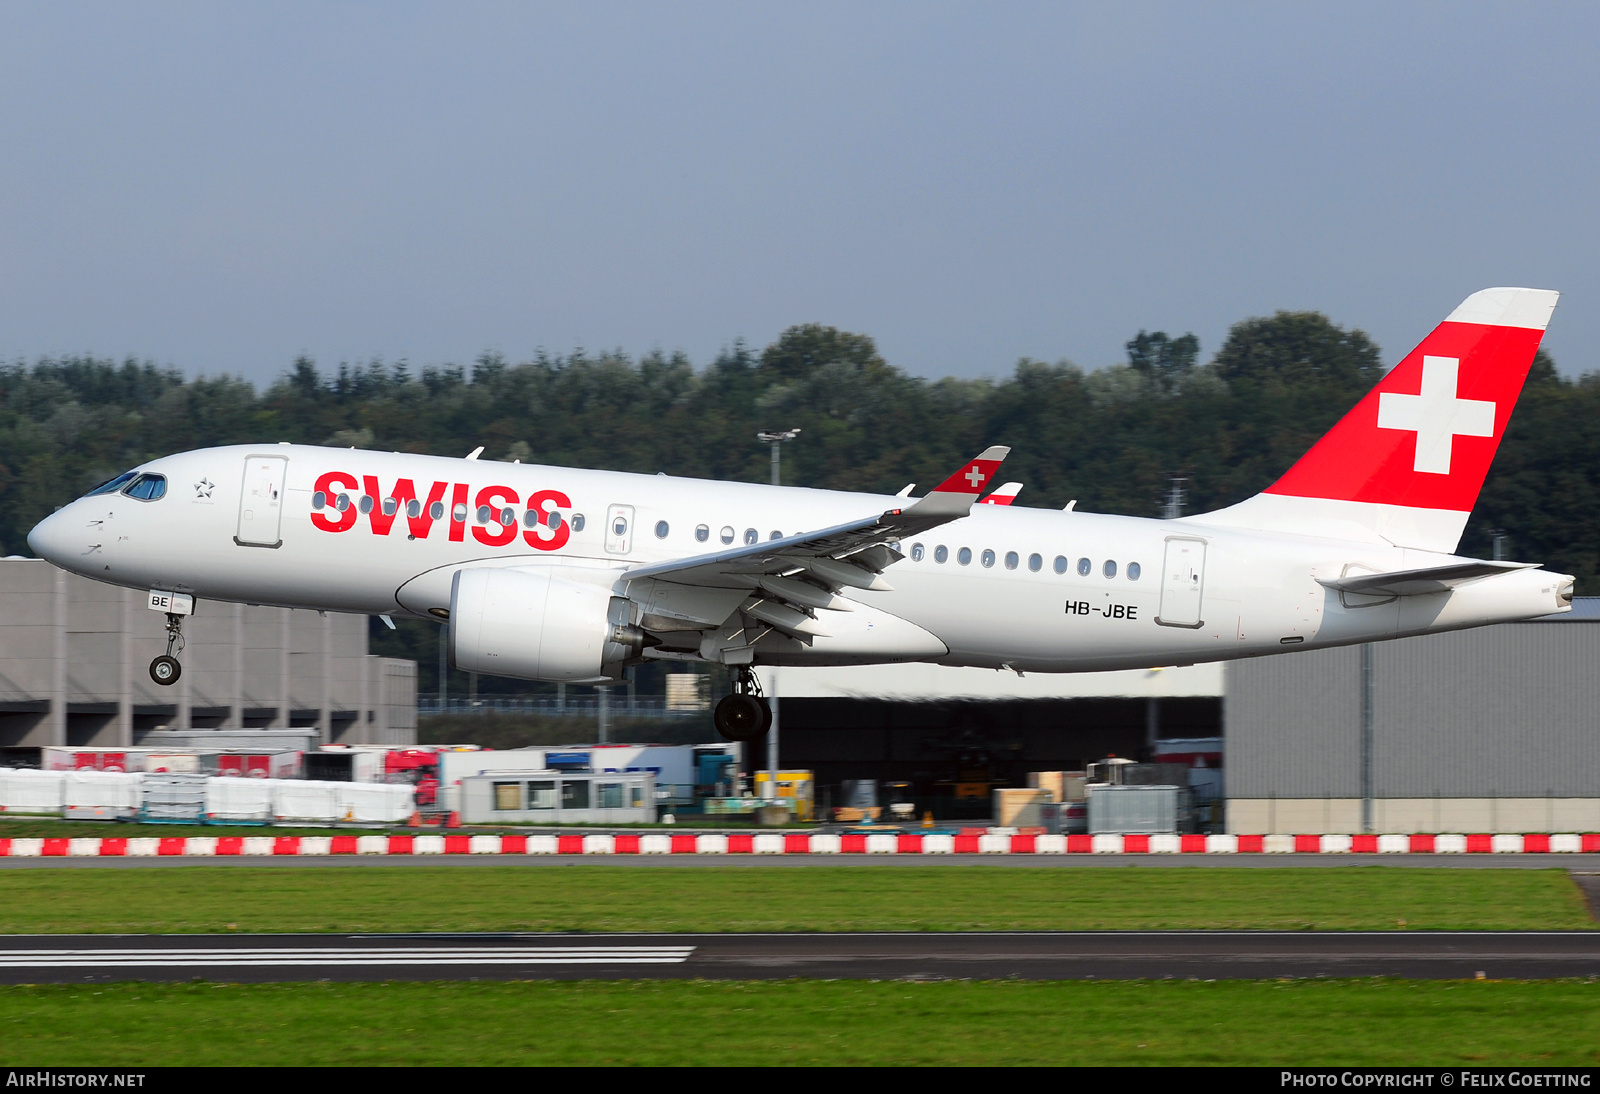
[27,508,76,566]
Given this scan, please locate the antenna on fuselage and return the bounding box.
[465,446,483,460]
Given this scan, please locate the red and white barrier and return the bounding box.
[2,832,1599,857]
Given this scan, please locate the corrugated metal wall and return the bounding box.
[1227,620,1600,799]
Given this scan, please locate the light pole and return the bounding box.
[755,429,800,803]
[757,429,801,486]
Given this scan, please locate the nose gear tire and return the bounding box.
[149,655,181,686]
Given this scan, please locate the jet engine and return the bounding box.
[449,566,644,683]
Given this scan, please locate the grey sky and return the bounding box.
[2,2,1595,385]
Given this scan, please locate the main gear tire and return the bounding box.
[714,693,771,742]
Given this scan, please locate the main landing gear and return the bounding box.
[150,612,184,686]
[714,666,771,743]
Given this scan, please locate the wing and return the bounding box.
[621,446,1008,647]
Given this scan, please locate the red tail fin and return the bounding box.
[1198,288,1558,552]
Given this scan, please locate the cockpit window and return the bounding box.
[122,474,167,501]
[84,471,138,497]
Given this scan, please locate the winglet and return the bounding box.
[899,446,1010,520]
[979,482,1023,506]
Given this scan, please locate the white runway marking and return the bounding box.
[0,946,695,967]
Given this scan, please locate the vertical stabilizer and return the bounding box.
[1192,288,1558,552]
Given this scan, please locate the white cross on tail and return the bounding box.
[964,466,985,488]
[1376,356,1495,475]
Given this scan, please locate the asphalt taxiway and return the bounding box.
[2,931,1598,983]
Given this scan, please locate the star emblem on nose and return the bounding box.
[194,478,214,498]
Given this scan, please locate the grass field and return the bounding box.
[1,979,1597,1066]
[0,865,1589,933]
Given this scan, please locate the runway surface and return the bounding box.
[5,853,1600,869]
[2,931,1598,982]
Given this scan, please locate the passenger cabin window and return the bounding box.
[1103,559,1118,578]
[1053,556,1068,574]
[311,491,327,510]
[407,499,422,518]
[1028,553,1042,572]
[744,528,758,545]
[720,526,734,544]
[359,496,374,514]
[910,543,925,562]
[84,471,138,498]
[428,501,445,521]
[1077,557,1092,577]
[476,505,491,524]
[337,493,352,512]
[957,547,972,566]
[655,520,670,539]
[613,515,628,536]
[382,497,398,516]
[1128,562,1142,580]
[769,530,782,540]
[571,514,586,532]
[500,508,516,527]
[934,545,949,563]
[696,525,710,542]
[1004,551,1019,570]
[451,502,467,521]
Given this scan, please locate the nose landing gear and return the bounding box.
[149,612,185,686]
[714,666,771,743]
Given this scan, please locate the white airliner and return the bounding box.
[26,288,1571,741]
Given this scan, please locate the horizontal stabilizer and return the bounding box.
[1317,560,1537,597]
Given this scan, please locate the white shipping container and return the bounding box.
[207,777,275,822]
[271,779,415,824]
[0,769,65,814]
[64,770,144,820]
[335,782,415,823]
[272,781,344,823]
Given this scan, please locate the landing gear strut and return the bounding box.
[149,612,184,686]
[714,666,771,742]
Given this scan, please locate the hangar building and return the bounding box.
[756,662,1222,817]
[0,559,416,750]
[1225,600,1600,834]
[762,599,1600,832]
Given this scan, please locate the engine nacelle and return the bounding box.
[449,566,643,683]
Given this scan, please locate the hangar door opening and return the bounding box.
[1157,537,1206,627]
[236,455,287,547]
